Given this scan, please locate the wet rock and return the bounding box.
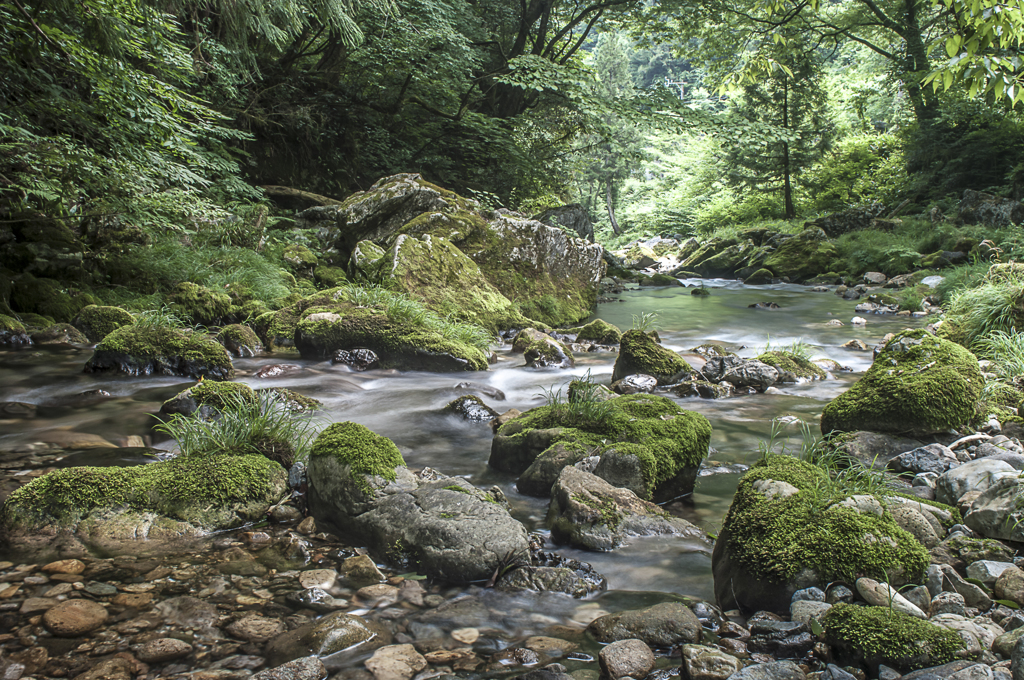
[31,323,87,345]
[343,555,386,584]
[513,329,575,369]
[41,559,85,575]
[73,657,133,680]
[452,381,506,401]
[842,339,869,350]
[265,611,388,666]
[611,330,688,385]
[252,656,327,680]
[286,587,347,613]
[610,375,658,395]
[497,566,606,598]
[136,637,193,663]
[598,639,654,679]
[332,349,380,371]
[680,644,741,680]
[547,467,706,551]
[227,616,288,643]
[365,644,428,680]
[888,444,960,475]
[155,596,219,630]
[830,431,926,470]
[84,325,234,380]
[587,601,700,647]
[443,395,499,422]
[747,620,815,658]
[671,380,732,399]
[701,356,778,390]
[727,661,806,679]
[255,364,302,378]
[43,599,108,637]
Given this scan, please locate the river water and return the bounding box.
[0,280,924,644]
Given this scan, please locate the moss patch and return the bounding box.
[168,282,232,326]
[723,456,929,585]
[612,329,688,384]
[73,305,135,342]
[763,229,838,282]
[1,454,286,532]
[216,324,262,355]
[86,324,234,380]
[495,393,711,499]
[310,422,406,493]
[821,329,983,435]
[824,603,964,672]
[755,351,827,380]
[10,275,98,323]
[576,319,622,345]
[0,314,26,333]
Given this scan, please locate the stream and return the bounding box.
[0,280,928,676]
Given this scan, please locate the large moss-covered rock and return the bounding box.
[323,174,603,327]
[712,456,930,615]
[31,323,87,345]
[307,422,530,583]
[491,393,711,502]
[85,325,234,380]
[348,240,387,279]
[612,330,689,385]
[294,307,488,371]
[167,282,232,326]
[576,319,622,345]
[755,351,826,381]
[216,324,263,357]
[763,228,837,282]
[0,454,287,554]
[73,305,135,342]
[820,330,982,436]
[511,328,574,369]
[377,233,526,332]
[824,604,964,673]
[253,309,300,351]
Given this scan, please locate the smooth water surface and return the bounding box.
[0,281,924,605]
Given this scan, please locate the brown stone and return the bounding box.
[41,559,86,575]
[43,599,109,637]
[112,593,154,609]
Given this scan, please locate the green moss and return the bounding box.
[763,230,838,282]
[444,484,471,493]
[282,245,318,274]
[724,456,930,584]
[691,343,733,358]
[571,493,623,529]
[253,308,299,350]
[0,314,26,333]
[821,329,983,435]
[824,604,964,672]
[744,268,774,285]
[90,324,234,379]
[348,240,387,279]
[258,388,322,412]
[623,245,657,267]
[216,324,262,353]
[576,319,622,345]
[755,351,827,379]
[32,323,87,344]
[10,275,98,323]
[640,273,678,287]
[314,266,348,288]
[295,306,488,371]
[73,305,135,342]
[310,422,406,493]
[165,381,256,412]
[612,329,688,384]
[1,453,286,531]
[14,312,54,328]
[168,282,232,326]
[498,393,711,499]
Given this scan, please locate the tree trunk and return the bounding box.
[782,79,795,219]
[605,182,621,235]
[902,0,938,122]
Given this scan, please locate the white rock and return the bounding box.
[855,577,926,619]
[851,316,867,325]
[752,479,800,500]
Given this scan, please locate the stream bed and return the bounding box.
[0,281,928,678]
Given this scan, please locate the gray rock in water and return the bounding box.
[497,565,606,598]
[331,348,379,371]
[599,639,654,679]
[888,444,960,475]
[264,612,388,667]
[546,466,705,551]
[517,443,588,497]
[821,664,859,680]
[902,661,982,680]
[610,374,658,395]
[443,395,499,422]
[587,602,701,647]
[252,656,326,680]
[701,356,778,390]
[728,661,807,680]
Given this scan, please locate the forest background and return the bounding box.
[2,0,1024,274]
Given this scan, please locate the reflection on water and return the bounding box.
[0,281,923,604]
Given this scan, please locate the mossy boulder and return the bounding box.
[10,275,98,323]
[161,381,256,417]
[85,325,234,380]
[575,319,621,345]
[376,233,526,332]
[167,282,232,326]
[639,273,680,287]
[253,309,300,351]
[0,314,31,347]
[612,329,689,385]
[294,307,488,371]
[763,228,838,282]
[511,328,574,369]
[744,268,774,285]
[824,604,965,673]
[307,422,530,583]
[755,351,826,382]
[623,245,657,269]
[282,245,318,276]
[313,265,348,288]
[31,323,87,345]
[820,329,982,436]
[712,456,930,615]
[73,305,135,342]
[348,240,387,280]
[691,240,765,278]
[216,324,263,357]
[0,454,288,554]
[491,393,712,502]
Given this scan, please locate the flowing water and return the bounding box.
[0,281,927,669]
